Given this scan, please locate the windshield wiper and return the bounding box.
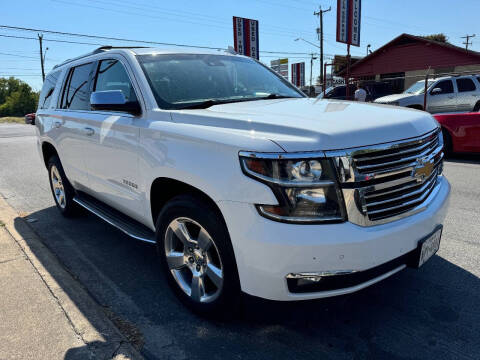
[178,94,298,109]
[258,93,296,100]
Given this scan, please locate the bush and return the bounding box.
[0,77,39,117]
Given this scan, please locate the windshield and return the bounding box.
[404,80,434,94]
[137,54,303,109]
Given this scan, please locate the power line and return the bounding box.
[0,25,316,55]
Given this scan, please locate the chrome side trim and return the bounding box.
[73,197,156,244]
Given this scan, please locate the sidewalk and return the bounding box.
[0,196,143,360]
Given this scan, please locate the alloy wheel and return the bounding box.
[164,217,224,303]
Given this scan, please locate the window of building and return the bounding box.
[456,78,477,92]
[94,59,137,103]
[38,71,61,109]
[61,63,93,110]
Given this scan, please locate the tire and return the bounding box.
[155,194,240,317]
[47,155,80,217]
[473,101,480,112]
[442,128,453,156]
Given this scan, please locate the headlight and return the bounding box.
[239,152,346,223]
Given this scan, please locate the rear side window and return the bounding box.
[61,63,93,110]
[456,78,476,92]
[94,59,137,102]
[432,80,454,94]
[38,71,61,109]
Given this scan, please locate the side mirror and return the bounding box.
[431,87,442,95]
[90,90,141,115]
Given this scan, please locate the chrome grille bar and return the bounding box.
[326,128,444,226]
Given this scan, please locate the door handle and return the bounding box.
[448,96,454,99]
[84,127,95,136]
[54,121,62,128]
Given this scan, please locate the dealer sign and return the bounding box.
[233,16,259,60]
[336,0,361,47]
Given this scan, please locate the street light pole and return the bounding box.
[310,53,318,89]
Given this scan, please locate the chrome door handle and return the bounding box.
[54,121,62,128]
[84,127,95,136]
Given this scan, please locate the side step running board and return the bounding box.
[73,193,156,244]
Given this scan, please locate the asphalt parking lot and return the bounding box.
[0,123,479,360]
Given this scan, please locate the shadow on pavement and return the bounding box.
[14,206,480,360]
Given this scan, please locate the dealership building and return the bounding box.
[340,33,480,92]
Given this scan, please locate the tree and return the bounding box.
[0,77,39,116]
[422,33,448,43]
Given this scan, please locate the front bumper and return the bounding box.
[217,176,450,301]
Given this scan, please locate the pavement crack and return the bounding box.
[108,340,125,360]
[0,256,23,265]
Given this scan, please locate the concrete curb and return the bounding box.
[0,196,144,360]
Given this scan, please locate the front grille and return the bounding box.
[352,129,443,222]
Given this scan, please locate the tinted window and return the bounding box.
[62,63,93,110]
[38,71,61,109]
[432,80,454,95]
[94,59,137,102]
[456,78,476,92]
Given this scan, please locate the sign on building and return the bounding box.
[291,62,305,87]
[271,58,289,80]
[233,16,259,59]
[336,0,361,47]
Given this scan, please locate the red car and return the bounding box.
[24,113,36,125]
[434,112,480,154]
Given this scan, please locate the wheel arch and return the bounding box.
[149,177,227,230]
[406,104,424,110]
[41,141,59,168]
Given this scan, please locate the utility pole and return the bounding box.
[314,5,331,85]
[38,33,45,82]
[461,34,475,50]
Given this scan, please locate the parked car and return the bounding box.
[363,81,394,101]
[24,113,35,125]
[319,84,357,101]
[434,112,480,153]
[375,75,480,113]
[319,82,394,102]
[35,46,450,315]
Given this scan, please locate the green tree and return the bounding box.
[422,34,448,43]
[0,77,39,116]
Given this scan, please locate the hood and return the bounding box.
[170,98,438,152]
[374,93,418,103]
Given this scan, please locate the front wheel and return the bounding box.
[155,195,240,316]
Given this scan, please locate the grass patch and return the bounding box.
[0,117,24,124]
[0,220,5,227]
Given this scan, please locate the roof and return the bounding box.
[53,45,237,69]
[339,33,480,76]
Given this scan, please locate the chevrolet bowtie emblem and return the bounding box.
[412,156,434,182]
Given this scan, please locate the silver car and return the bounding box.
[375,75,480,113]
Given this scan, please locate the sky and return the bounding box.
[1,0,479,91]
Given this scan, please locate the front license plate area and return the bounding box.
[416,226,442,268]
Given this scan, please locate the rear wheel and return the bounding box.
[155,194,240,316]
[48,155,79,216]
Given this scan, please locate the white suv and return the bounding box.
[375,75,480,113]
[36,46,450,314]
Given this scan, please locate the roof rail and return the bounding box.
[52,46,148,69]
